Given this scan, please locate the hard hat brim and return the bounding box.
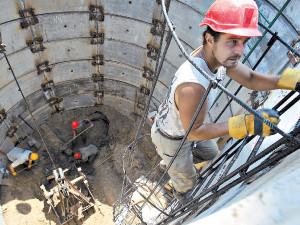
[199,23,262,37]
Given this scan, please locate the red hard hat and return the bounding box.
[72,121,79,129]
[199,0,262,37]
[74,152,81,159]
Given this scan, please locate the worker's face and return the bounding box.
[212,34,250,69]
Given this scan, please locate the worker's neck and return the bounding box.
[200,45,221,74]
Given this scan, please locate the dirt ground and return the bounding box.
[0,105,159,225]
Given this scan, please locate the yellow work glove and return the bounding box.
[28,164,32,169]
[12,172,16,176]
[228,109,279,139]
[277,68,300,92]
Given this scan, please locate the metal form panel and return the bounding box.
[0,0,21,24]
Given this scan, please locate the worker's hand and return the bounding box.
[28,164,32,169]
[12,172,16,176]
[277,68,300,92]
[228,109,279,139]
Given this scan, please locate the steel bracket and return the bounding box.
[90,31,105,44]
[0,109,7,123]
[92,73,104,82]
[47,97,63,106]
[151,19,164,36]
[0,42,6,54]
[5,126,17,138]
[142,67,154,81]
[41,80,54,91]
[37,61,52,75]
[19,8,39,28]
[139,85,150,95]
[137,100,145,110]
[94,90,104,98]
[89,5,104,21]
[147,44,159,61]
[92,54,104,66]
[135,94,145,110]
[27,36,45,53]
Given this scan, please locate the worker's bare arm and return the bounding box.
[28,159,32,168]
[176,82,228,141]
[227,62,279,91]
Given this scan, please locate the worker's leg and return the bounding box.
[88,153,97,163]
[151,125,196,194]
[191,140,219,164]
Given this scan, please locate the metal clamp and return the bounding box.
[92,73,104,82]
[47,97,63,106]
[147,44,159,61]
[92,54,104,66]
[139,85,150,95]
[89,5,105,21]
[150,19,164,36]
[41,80,54,91]
[0,109,7,123]
[19,8,39,28]
[27,36,45,53]
[94,90,104,98]
[90,31,105,44]
[36,61,52,75]
[5,126,18,138]
[142,67,154,81]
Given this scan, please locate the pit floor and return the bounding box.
[0,105,158,225]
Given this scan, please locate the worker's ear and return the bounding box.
[205,33,214,46]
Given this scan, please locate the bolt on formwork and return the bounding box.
[113,0,300,224]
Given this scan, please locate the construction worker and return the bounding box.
[74,144,98,163]
[7,147,38,176]
[151,0,300,201]
[71,118,93,149]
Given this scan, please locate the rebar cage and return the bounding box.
[113,0,300,224]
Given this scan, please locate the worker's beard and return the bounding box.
[212,46,241,69]
[218,54,241,69]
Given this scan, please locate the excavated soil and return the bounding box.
[0,105,159,225]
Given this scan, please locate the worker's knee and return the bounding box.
[192,140,219,164]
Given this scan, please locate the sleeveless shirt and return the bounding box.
[155,57,225,137]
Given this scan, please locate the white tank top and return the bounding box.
[156,56,225,137]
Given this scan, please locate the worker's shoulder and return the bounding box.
[177,82,206,94]
[8,147,25,154]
